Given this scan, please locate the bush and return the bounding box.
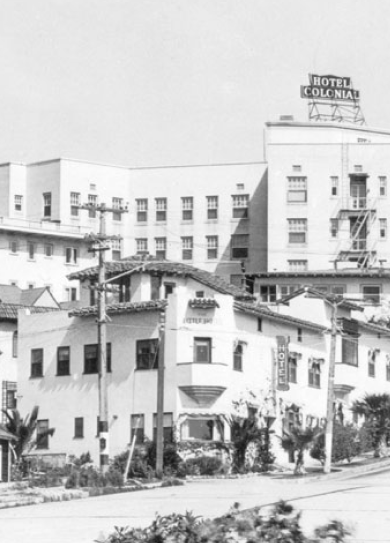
[101,500,351,543]
[65,465,123,489]
[183,455,226,476]
[311,422,360,464]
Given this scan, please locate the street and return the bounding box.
[1,469,390,543]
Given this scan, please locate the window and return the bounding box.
[65,247,78,264]
[164,282,175,298]
[342,335,358,366]
[43,193,51,217]
[379,176,387,197]
[288,260,308,272]
[387,362,390,381]
[31,349,43,377]
[288,219,307,244]
[9,239,18,254]
[257,318,262,332]
[27,242,35,260]
[74,417,84,438]
[57,346,70,376]
[206,236,218,259]
[153,412,173,442]
[206,196,218,219]
[155,198,167,221]
[233,342,244,371]
[194,338,212,363]
[380,219,387,239]
[136,238,148,255]
[136,198,148,222]
[236,183,245,190]
[330,219,339,238]
[111,239,121,260]
[155,237,166,260]
[182,237,193,260]
[331,176,339,196]
[14,195,23,211]
[288,355,298,383]
[70,192,80,217]
[44,243,53,257]
[368,350,377,378]
[361,285,381,304]
[12,331,17,358]
[6,389,17,410]
[88,194,97,218]
[354,165,363,173]
[36,419,50,449]
[90,183,96,191]
[182,197,193,220]
[308,360,321,388]
[260,285,277,302]
[65,287,77,302]
[84,343,111,374]
[331,285,345,296]
[297,328,302,342]
[292,165,302,172]
[184,418,216,441]
[136,339,159,370]
[287,177,307,203]
[232,194,249,218]
[279,285,300,298]
[130,414,145,442]
[231,234,249,259]
[113,197,124,221]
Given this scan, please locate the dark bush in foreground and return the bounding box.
[101,500,351,542]
[310,422,360,464]
[183,454,227,476]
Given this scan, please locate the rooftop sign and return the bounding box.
[301,74,359,102]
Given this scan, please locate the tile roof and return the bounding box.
[277,286,364,312]
[67,257,254,301]
[234,301,327,332]
[0,304,60,321]
[69,300,167,318]
[0,285,22,304]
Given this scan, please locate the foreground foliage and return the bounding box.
[100,500,351,543]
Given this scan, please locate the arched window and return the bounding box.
[12,331,18,358]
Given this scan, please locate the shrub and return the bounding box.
[101,500,351,543]
[184,454,226,476]
[311,422,361,464]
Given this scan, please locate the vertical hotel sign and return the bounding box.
[276,336,290,391]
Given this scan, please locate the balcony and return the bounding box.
[334,362,359,391]
[338,197,376,215]
[177,362,229,407]
[0,216,91,239]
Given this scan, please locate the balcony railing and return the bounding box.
[176,362,230,406]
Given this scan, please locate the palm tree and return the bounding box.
[229,414,267,472]
[1,406,55,473]
[351,393,390,458]
[281,425,323,475]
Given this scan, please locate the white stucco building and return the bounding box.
[15,259,390,468]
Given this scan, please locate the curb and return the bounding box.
[270,457,390,483]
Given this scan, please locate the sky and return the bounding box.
[0,0,389,168]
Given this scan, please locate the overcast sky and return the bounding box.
[0,0,388,167]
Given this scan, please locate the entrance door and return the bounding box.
[350,178,367,209]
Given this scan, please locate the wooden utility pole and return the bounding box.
[80,202,127,473]
[155,307,166,478]
[324,300,338,474]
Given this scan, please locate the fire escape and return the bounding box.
[334,173,377,268]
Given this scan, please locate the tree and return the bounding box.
[351,393,390,458]
[281,425,323,475]
[1,406,55,473]
[310,422,360,465]
[228,414,271,472]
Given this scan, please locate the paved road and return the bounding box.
[1,470,390,543]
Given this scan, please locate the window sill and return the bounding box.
[73,436,84,440]
[30,375,43,379]
[56,373,70,377]
[135,368,157,371]
[308,385,321,389]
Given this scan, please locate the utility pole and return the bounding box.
[324,300,338,474]
[156,307,166,478]
[80,202,127,473]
